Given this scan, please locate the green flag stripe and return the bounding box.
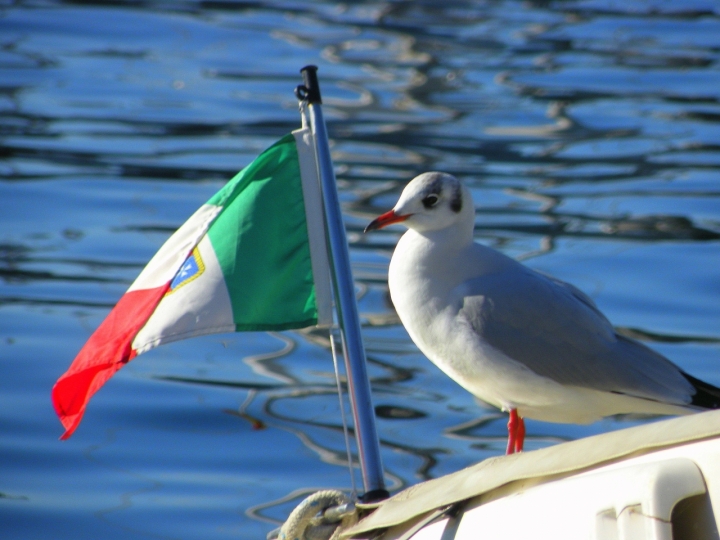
[206,134,319,331]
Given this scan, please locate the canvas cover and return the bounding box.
[343,410,720,538]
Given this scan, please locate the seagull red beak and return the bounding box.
[364,210,411,232]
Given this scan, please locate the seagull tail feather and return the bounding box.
[683,372,720,409]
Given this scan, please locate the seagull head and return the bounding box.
[365,172,472,235]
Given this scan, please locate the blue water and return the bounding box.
[2,1,720,538]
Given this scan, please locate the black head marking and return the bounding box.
[419,176,442,207]
[421,173,463,213]
[449,181,462,213]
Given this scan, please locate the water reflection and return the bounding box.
[159,329,454,490]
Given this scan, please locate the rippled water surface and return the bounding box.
[2,1,720,538]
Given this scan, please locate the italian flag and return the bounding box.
[52,128,333,440]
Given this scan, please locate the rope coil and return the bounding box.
[271,490,357,540]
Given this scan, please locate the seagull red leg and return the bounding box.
[506,409,520,455]
[506,409,526,454]
[514,414,525,453]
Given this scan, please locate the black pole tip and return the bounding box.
[295,65,322,104]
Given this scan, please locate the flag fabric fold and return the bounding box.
[52,129,333,439]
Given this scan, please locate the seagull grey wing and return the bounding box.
[544,274,606,319]
[457,268,694,404]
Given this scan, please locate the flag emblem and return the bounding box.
[168,247,205,294]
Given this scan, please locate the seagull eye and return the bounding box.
[422,194,439,208]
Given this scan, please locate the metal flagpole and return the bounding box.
[295,65,388,502]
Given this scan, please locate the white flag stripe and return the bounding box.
[128,204,223,292]
[293,127,333,327]
[131,234,235,353]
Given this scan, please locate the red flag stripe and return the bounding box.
[51,283,171,439]
[51,204,222,439]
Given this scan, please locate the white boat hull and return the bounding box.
[343,411,720,540]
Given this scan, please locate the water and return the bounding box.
[2,0,720,538]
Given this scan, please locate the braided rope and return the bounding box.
[278,490,356,540]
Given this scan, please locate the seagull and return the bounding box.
[365,172,720,454]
